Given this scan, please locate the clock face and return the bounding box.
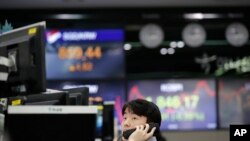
[225,22,249,47]
[182,23,207,48]
[139,24,164,49]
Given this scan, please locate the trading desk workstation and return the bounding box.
[0,22,115,141]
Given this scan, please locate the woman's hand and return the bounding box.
[128,124,156,141]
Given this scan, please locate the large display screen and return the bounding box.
[218,78,250,129]
[45,29,125,80]
[127,78,217,131]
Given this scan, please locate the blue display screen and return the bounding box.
[45,29,125,80]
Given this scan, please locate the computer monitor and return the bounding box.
[7,91,69,106]
[102,103,115,141]
[94,102,115,141]
[0,21,46,98]
[63,87,89,105]
[96,105,104,139]
[47,80,126,127]
[4,105,97,141]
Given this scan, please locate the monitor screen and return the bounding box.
[96,105,104,138]
[218,78,250,129]
[45,28,125,80]
[0,21,46,97]
[95,103,115,140]
[127,78,217,131]
[4,106,97,141]
[103,103,115,141]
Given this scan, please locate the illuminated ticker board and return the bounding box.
[45,29,125,80]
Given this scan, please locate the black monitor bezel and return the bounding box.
[0,22,46,98]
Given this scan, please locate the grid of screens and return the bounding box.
[45,28,125,80]
[127,78,217,131]
[218,78,250,128]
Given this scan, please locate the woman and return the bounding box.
[119,99,163,141]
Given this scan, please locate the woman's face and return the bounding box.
[121,108,147,132]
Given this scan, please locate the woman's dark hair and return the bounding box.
[122,99,162,127]
[121,99,164,141]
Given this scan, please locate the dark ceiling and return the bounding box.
[1,0,250,9]
[1,7,250,78]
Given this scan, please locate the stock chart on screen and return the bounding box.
[127,78,217,131]
[218,78,250,129]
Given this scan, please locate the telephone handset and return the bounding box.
[122,122,159,139]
